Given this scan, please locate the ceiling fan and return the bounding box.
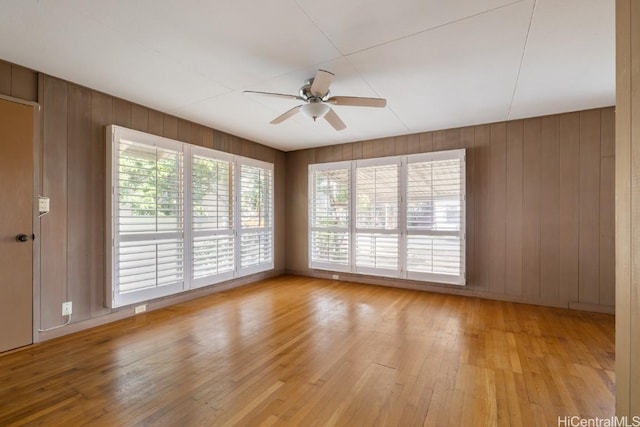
[244,70,386,131]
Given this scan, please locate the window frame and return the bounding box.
[106,125,274,308]
[308,149,466,286]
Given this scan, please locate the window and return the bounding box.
[107,126,273,307]
[309,149,465,285]
[309,162,351,271]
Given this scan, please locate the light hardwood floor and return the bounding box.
[0,275,615,426]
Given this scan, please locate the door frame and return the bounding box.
[0,93,42,345]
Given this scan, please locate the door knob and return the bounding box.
[16,234,30,242]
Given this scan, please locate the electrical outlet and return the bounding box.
[62,301,72,316]
[134,304,147,314]
[332,274,339,280]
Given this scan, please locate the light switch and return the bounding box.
[38,197,50,214]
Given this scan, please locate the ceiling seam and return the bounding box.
[292,0,347,57]
[507,0,538,121]
[343,0,526,57]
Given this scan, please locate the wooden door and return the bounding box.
[0,98,34,352]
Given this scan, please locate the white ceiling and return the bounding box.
[0,0,614,152]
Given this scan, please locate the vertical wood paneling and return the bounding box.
[540,115,560,302]
[419,132,433,152]
[0,60,11,95]
[177,119,190,142]
[342,143,353,160]
[629,0,640,413]
[522,118,541,298]
[407,134,420,154]
[559,113,581,304]
[188,123,203,147]
[163,115,178,140]
[112,99,131,128]
[41,76,68,328]
[461,127,475,285]
[66,84,92,321]
[616,0,633,415]
[599,108,615,307]
[285,150,307,270]
[89,92,112,316]
[383,137,395,157]
[473,125,491,291]
[505,121,524,296]
[148,109,163,136]
[578,109,601,304]
[202,127,214,149]
[10,65,38,101]
[394,135,408,155]
[433,130,446,151]
[445,128,461,150]
[130,104,149,132]
[352,141,363,160]
[600,156,615,306]
[489,123,506,295]
[274,151,287,270]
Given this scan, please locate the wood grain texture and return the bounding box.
[89,92,112,317]
[0,61,38,102]
[631,0,640,413]
[473,124,491,291]
[489,122,506,295]
[559,112,581,305]
[578,109,601,305]
[10,64,38,102]
[505,120,523,297]
[522,118,541,299]
[0,60,10,95]
[0,275,615,425]
[66,84,92,321]
[540,115,560,302]
[41,76,68,329]
[617,0,640,416]
[599,108,615,307]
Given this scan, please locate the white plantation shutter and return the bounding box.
[110,130,185,307]
[191,148,235,286]
[239,160,274,275]
[406,150,465,284]
[107,126,275,308]
[355,161,399,275]
[309,163,351,271]
[308,149,465,286]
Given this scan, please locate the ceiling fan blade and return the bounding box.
[326,96,387,108]
[324,108,346,131]
[244,90,304,101]
[270,105,302,124]
[310,70,334,97]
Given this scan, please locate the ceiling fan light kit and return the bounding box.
[244,69,387,131]
[301,101,330,121]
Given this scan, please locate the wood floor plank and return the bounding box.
[0,275,615,425]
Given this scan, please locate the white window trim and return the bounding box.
[106,125,274,308]
[308,149,466,286]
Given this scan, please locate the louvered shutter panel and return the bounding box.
[114,139,184,302]
[406,150,465,284]
[239,162,273,274]
[309,165,350,270]
[354,162,399,275]
[191,152,235,285]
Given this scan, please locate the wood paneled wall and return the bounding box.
[285,108,615,313]
[37,75,286,332]
[0,60,38,101]
[2,60,286,335]
[616,0,640,417]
